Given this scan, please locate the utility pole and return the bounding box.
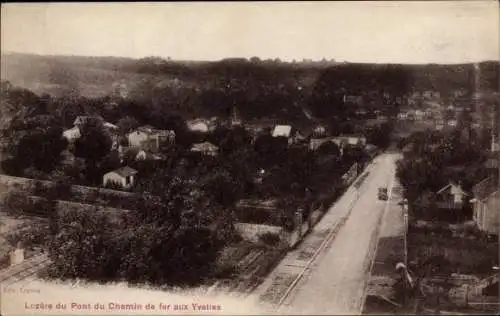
[402,198,409,268]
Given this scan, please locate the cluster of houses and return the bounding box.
[267,123,372,158]
[342,90,444,108]
[61,116,176,189]
[66,111,373,190]
[396,105,464,130]
[62,116,176,161]
[102,111,249,187]
[396,89,499,133]
[407,90,442,104]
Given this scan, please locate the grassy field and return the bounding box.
[408,229,498,276]
[371,235,405,277]
[406,226,498,313]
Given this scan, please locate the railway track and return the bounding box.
[274,165,376,312]
[0,253,50,285]
[274,210,352,311]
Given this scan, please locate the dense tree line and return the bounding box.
[1,78,369,202]
[396,126,492,221]
[4,54,498,127]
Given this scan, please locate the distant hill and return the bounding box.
[0,53,188,98]
[1,52,498,123]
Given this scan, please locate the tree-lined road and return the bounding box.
[273,153,400,315]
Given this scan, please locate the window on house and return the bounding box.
[125,176,131,185]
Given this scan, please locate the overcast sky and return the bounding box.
[1,2,499,64]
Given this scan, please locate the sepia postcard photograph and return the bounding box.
[0,1,499,315]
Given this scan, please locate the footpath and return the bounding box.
[361,180,406,314]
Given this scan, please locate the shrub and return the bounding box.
[461,221,482,237]
[281,215,295,232]
[212,263,237,279]
[408,232,498,276]
[409,221,453,238]
[32,198,58,217]
[0,253,10,270]
[84,187,101,203]
[103,181,126,191]
[2,190,33,215]
[32,180,48,196]
[231,233,244,243]
[259,232,281,246]
[7,223,50,249]
[46,178,231,286]
[50,179,73,200]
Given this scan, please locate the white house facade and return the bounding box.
[62,126,81,142]
[103,166,138,189]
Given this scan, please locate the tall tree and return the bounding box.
[74,118,112,184]
[219,126,252,156]
[48,176,233,285]
[254,134,288,168]
[4,115,68,175]
[116,116,139,134]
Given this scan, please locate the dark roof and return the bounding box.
[473,176,499,200]
[111,166,138,177]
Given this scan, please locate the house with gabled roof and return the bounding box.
[103,166,138,189]
[435,182,469,210]
[191,141,219,156]
[331,134,367,147]
[73,115,104,127]
[272,125,305,145]
[66,116,118,142]
[187,119,210,133]
[127,126,175,152]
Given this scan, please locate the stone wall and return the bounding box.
[234,222,284,244]
[0,174,136,198]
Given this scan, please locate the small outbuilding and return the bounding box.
[103,166,138,189]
